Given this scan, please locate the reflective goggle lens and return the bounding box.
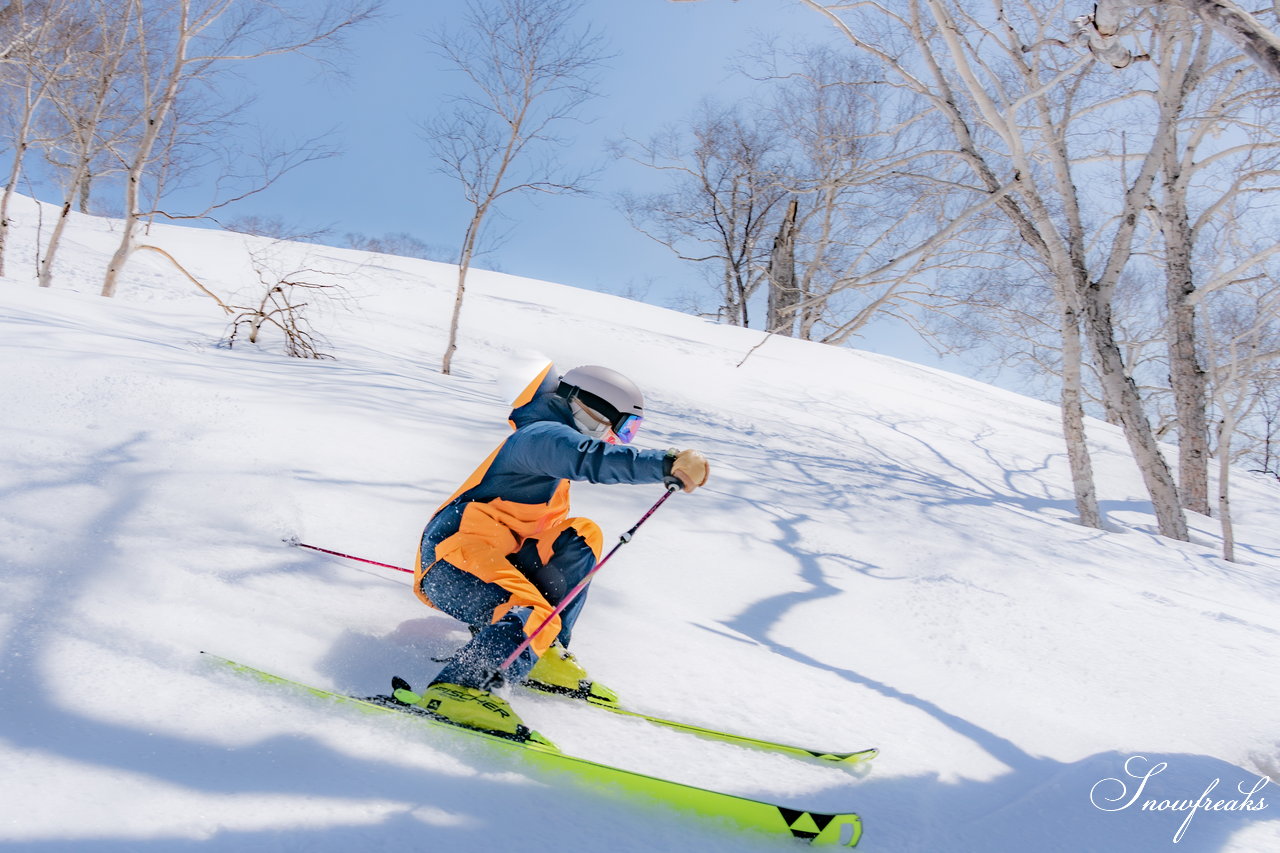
[612,413,643,444]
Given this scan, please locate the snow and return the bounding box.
[1,193,1278,852]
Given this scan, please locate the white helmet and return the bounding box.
[556,365,644,444]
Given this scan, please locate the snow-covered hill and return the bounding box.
[2,194,1277,852]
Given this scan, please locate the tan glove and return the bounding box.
[670,449,709,493]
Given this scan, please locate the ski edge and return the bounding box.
[201,652,863,847]
[522,680,879,767]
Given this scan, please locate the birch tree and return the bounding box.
[1140,8,1217,515]
[1066,1,1280,517]
[1078,3,1280,516]
[1201,278,1280,560]
[0,0,78,276]
[426,0,606,374]
[673,0,1279,539]
[615,101,787,327]
[38,0,137,288]
[758,44,999,346]
[1247,374,1280,480]
[619,47,1000,343]
[790,0,1190,538]
[99,0,377,298]
[766,196,799,334]
[1083,0,1280,81]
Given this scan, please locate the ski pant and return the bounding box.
[418,515,603,689]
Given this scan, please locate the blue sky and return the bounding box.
[208,0,957,372]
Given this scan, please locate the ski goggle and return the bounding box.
[611,412,643,444]
[559,383,644,444]
[585,408,643,445]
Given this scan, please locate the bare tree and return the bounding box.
[668,0,1280,79]
[224,269,343,359]
[0,0,79,276]
[615,101,788,327]
[222,214,328,243]
[619,48,993,343]
[766,196,799,335]
[788,0,1194,539]
[1247,374,1280,480]
[37,0,138,288]
[758,46,887,341]
[1143,8,1218,515]
[929,235,1110,530]
[1084,0,1280,81]
[1150,16,1280,515]
[341,231,452,262]
[1074,2,1280,517]
[99,0,378,299]
[426,0,606,374]
[1201,277,1280,560]
[672,0,1280,541]
[756,44,1004,346]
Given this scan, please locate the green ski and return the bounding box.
[203,652,864,847]
[520,681,878,767]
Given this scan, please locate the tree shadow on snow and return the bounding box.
[0,436,767,853]
[710,507,1277,852]
[717,604,1275,851]
[671,391,1280,850]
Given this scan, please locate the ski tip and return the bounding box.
[810,747,878,765]
[391,675,413,693]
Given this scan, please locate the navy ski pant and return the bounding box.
[419,523,600,689]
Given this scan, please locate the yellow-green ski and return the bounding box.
[203,652,864,847]
[522,680,879,767]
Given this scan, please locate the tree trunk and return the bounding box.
[1060,300,1104,528]
[102,1,187,298]
[39,157,91,288]
[1182,0,1280,83]
[441,212,482,375]
[1152,17,1213,517]
[38,202,75,288]
[0,142,27,279]
[1161,191,1211,515]
[0,73,51,278]
[1217,416,1237,562]
[766,197,799,336]
[78,174,92,214]
[1081,283,1190,540]
[440,265,467,376]
[100,170,141,298]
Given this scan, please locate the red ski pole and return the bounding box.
[287,537,413,574]
[497,482,680,673]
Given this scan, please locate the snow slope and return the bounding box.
[2,194,1278,852]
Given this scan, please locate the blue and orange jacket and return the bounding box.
[414,364,672,611]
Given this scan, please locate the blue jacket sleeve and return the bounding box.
[504,422,669,485]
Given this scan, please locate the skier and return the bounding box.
[410,363,709,737]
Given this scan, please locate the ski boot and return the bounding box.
[404,681,553,746]
[524,642,620,707]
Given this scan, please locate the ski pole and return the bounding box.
[286,537,413,574]
[496,481,680,674]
